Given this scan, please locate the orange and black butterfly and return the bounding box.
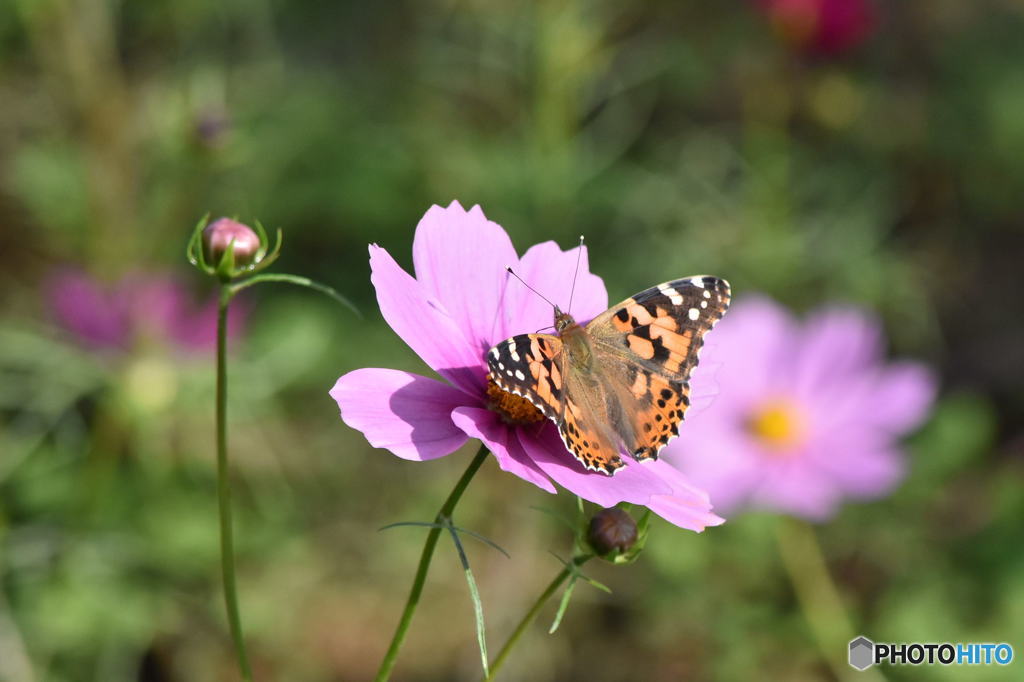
[487,276,730,475]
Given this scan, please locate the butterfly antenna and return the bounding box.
[506,266,557,309]
[567,235,584,314]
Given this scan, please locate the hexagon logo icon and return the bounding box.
[849,636,875,670]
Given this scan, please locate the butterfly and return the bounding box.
[486,276,730,475]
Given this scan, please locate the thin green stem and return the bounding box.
[485,555,591,681]
[375,445,490,682]
[217,286,254,682]
[775,517,887,682]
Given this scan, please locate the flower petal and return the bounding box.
[330,368,469,461]
[806,416,910,497]
[666,427,765,516]
[687,341,723,419]
[499,241,608,339]
[47,268,130,348]
[804,359,937,440]
[706,296,795,406]
[867,362,936,431]
[369,243,486,395]
[412,202,519,355]
[450,407,556,493]
[790,306,883,400]
[639,459,724,531]
[750,459,842,521]
[517,425,673,508]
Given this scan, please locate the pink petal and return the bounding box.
[499,241,608,339]
[687,342,723,419]
[807,428,907,498]
[47,269,130,348]
[708,296,795,406]
[369,243,487,395]
[848,362,937,433]
[412,202,519,355]
[867,362,936,432]
[450,407,556,493]
[330,369,469,461]
[666,427,765,515]
[804,360,936,440]
[517,425,673,508]
[790,306,883,401]
[750,459,842,521]
[639,459,724,531]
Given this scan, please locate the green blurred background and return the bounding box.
[1,1,1022,680]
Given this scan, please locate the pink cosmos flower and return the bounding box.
[330,201,723,531]
[667,296,936,521]
[754,0,875,56]
[47,268,244,353]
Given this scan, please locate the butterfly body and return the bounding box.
[553,308,592,370]
[488,276,730,475]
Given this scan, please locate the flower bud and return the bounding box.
[587,507,638,556]
[202,218,262,269]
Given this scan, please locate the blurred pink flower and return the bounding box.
[667,296,936,521]
[47,268,244,353]
[330,201,723,531]
[755,0,875,56]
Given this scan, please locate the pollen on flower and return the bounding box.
[485,377,545,425]
[746,400,807,453]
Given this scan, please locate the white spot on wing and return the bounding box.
[508,340,519,361]
[691,277,705,288]
[688,308,700,321]
[489,347,499,359]
[514,369,526,381]
[700,300,708,309]
[658,283,683,305]
[703,290,711,299]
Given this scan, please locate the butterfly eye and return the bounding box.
[555,313,576,333]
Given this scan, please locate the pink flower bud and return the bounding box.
[202,218,261,269]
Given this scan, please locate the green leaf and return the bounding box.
[444,519,489,677]
[549,576,578,634]
[449,525,511,559]
[378,521,445,532]
[186,213,212,272]
[228,273,360,317]
[378,521,510,558]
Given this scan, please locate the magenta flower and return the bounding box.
[330,201,723,531]
[754,0,875,56]
[666,296,936,521]
[47,268,244,353]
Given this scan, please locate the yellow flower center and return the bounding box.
[485,377,545,425]
[747,400,807,453]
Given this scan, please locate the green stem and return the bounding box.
[375,445,490,682]
[217,286,254,682]
[485,555,591,681]
[775,517,887,682]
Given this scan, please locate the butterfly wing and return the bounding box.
[555,359,627,474]
[486,333,565,421]
[587,275,731,461]
[486,332,626,474]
